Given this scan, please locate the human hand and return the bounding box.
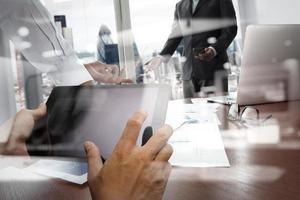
[195,48,215,62]
[85,111,173,200]
[117,68,135,84]
[85,61,133,84]
[0,104,47,156]
[146,56,163,71]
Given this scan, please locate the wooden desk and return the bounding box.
[1,101,300,200]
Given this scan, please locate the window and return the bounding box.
[130,0,178,61]
[43,0,118,62]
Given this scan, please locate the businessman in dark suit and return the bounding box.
[148,0,237,98]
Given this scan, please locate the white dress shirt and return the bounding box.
[192,0,200,13]
[0,0,93,86]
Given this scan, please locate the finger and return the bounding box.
[29,104,47,121]
[103,65,117,78]
[84,141,103,179]
[144,65,151,73]
[114,77,131,84]
[104,67,113,74]
[157,162,172,181]
[115,110,148,153]
[111,65,120,76]
[155,144,173,162]
[90,67,114,83]
[195,55,202,60]
[198,54,205,60]
[90,62,111,74]
[161,162,172,184]
[121,79,134,84]
[205,52,213,61]
[87,62,103,72]
[202,53,210,60]
[102,65,115,75]
[120,68,126,77]
[142,125,173,159]
[145,162,172,193]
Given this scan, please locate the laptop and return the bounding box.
[208,24,300,105]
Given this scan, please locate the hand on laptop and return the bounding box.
[0,104,46,156]
[85,110,173,200]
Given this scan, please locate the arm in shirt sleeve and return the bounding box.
[211,0,237,55]
[160,4,183,59]
[0,0,93,86]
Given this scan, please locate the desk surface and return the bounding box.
[1,100,300,200]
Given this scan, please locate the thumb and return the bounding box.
[29,104,47,121]
[111,64,120,76]
[84,141,103,179]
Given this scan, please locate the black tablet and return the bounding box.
[27,84,171,159]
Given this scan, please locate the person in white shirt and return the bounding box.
[0,0,129,86]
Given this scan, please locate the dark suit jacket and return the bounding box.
[160,0,237,87]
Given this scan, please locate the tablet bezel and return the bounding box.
[28,84,171,158]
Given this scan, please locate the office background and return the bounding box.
[1,0,300,125]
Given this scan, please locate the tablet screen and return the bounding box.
[29,85,170,159]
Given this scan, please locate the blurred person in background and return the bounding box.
[97,25,114,63]
[97,24,144,83]
[148,0,237,98]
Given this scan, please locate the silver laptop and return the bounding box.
[208,24,300,105]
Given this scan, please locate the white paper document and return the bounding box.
[191,98,221,110]
[166,101,230,168]
[0,167,47,182]
[166,101,220,130]
[26,159,87,185]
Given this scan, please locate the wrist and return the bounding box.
[81,80,95,86]
[158,55,168,63]
[94,187,131,200]
[208,46,217,57]
[83,63,92,70]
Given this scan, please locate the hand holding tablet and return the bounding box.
[85,110,173,200]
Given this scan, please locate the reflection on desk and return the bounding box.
[0,100,300,200]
